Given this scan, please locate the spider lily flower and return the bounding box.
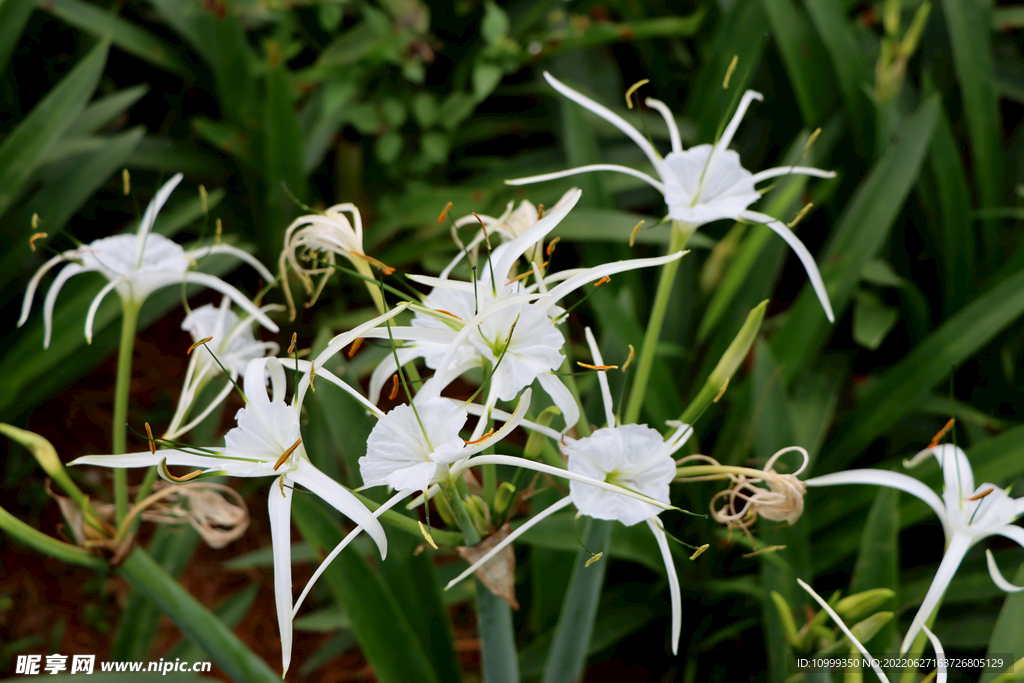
[507,72,835,323]
[279,202,389,317]
[18,174,278,347]
[446,328,692,654]
[70,348,397,676]
[806,443,1024,655]
[163,298,282,441]
[361,187,685,431]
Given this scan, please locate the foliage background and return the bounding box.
[2,0,1024,681]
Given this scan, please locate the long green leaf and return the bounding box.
[263,65,306,255]
[771,96,939,386]
[981,563,1024,683]
[0,40,108,218]
[541,518,611,683]
[38,0,194,78]
[290,495,442,683]
[826,264,1024,467]
[760,0,837,125]
[940,0,1002,222]
[0,504,106,570]
[117,548,280,683]
[0,0,33,77]
[66,85,149,137]
[166,583,261,664]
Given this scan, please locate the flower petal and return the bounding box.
[540,251,686,307]
[543,72,663,169]
[739,209,834,322]
[900,531,973,655]
[136,173,184,259]
[797,578,889,683]
[19,253,67,327]
[84,278,121,345]
[805,468,950,537]
[644,98,682,154]
[505,164,665,193]
[536,371,580,434]
[921,624,947,683]
[289,458,388,559]
[288,359,384,418]
[647,517,681,655]
[493,188,581,281]
[716,91,762,158]
[42,262,85,348]
[986,547,1024,593]
[268,474,294,676]
[583,327,615,428]
[186,243,275,283]
[462,388,532,458]
[750,165,837,184]
[183,272,279,332]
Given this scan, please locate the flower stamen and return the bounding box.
[629,220,644,247]
[273,438,303,471]
[723,55,738,89]
[389,374,400,400]
[929,418,956,448]
[347,337,364,357]
[465,428,495,445]
[438,201,453,223]
[625,79,650,109]
[29,232,47,251]
[577,362,618,371]
[188,337,214,354]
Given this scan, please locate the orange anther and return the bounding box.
[145,422,156,455]
[546,237,560,257]
[966,487,995,502]
[594,276,610,287]
[287,332,297,355]
[29,232,47,251]
[389,375,400,400]
[928,418,955,448]
[577,362,618,371]
[464,428,495,445]
[274,438,303,471]
[347,337,364,357]
[188,337,214,354]
[537,204,545,220]
[438,201,453,223]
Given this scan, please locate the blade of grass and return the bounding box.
[0,0,33,77]
[850,488,900,655]
[165,583,261,664]
[980,563,1024,683]
[760,0,837,125]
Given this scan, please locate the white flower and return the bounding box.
[361,187,685,433]
[444,327,692,654]
[69,319,404,678]
[18,174,279,347]
[279,202,388,316]
[806,443,1024,654]
[797,578,947,683]
[507,72,836,322]
[164,298,281,441]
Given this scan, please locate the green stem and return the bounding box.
[444,481,519,683]
[624,221,693,424]
[113,300,141,526]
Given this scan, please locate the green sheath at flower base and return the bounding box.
[679,299,767,424]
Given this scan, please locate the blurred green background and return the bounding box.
[2,0,1024,681]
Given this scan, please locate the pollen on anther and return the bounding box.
[723,55,739,89]
[624,79,650,109]
[928,418,956,448]
[347,337,364,357]
[629,220,644,247]
[389,375,400,400]
[29,232,47,252]
[287,332,297,355]
[273,438,303,471]
[536,204,545,220]
[713,378,730,403]
[622,344,635,372]
[145,422,156,456]
[689,544,710,560]
[31,213,40,229]
[215,218,223,245]
[187,337,214,354]
[435,309,462,320]
[546,237,560,257]
[464,428,494,445]
[593,276,611,287]
[966,487,995,502]
[578,361,618,371]
[438,201,453,223]
[122,169,131,196]
[802,128,822,158]
[788,203,813,228]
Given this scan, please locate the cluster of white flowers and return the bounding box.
[26,73,998,682]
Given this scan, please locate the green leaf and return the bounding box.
[0,504,106,570]
[804,0,873,146]
[0,0,34,77]
[66,85,149,137]
[541,518,611,683]
[478,578,520,683]
[165,583,261,664]
[771,96,940,385]
[481,0,510,44]
[0,674,218,682]
[39,0,194,78]
[0,40,108,218]
[940,0,1002,219]
[290,495,442,683]
[117,549,280,683]
[263,65,306,254]
[852,289,899,350]
[375,131,404,164]
[826,263,1024,468]
[760,0,837,125]
[850,488,899,653]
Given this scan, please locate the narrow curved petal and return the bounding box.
[740,210,834,322]
[42,263,85,348]
[647,517,681,654]
[797,578,889,683]
[661,422,695,459]
[288,359,384,418]
[289,458,388,559]
[541,251,686,307]
[505,164,665,193]
[292,488,411,619]
[166,379,235,440]
[464,402,567,443]
[750,166,837,184]
[186,243,275,283]
[136,173,184,259]
[717,91,763,155]
[921,624,947,683]
[268,475,294,676]
[243,357,272,408]
[70,449,227,470]
[360,326,459,345]
[84,279,121,344]
[454,454,675,511]
[369,346,425,404]
[461,388,532,458]
[900,532,973,655]
[536,371,580,434]
[19,253,67,327]
[583,327,615,428]
[494,188,582,280]
[407,274,476,293]
[805,469,949,536]
[644,98,682,154]
[986,548,1024,592]
[446,496,574,590]
[544,72,662,168]
[183,272,279,332]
